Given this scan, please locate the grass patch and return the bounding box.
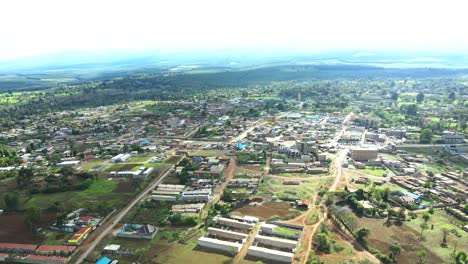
[275,226,301,236]
[41,230,70,245]
[188,149,230,157]
[127,154,154,163]
[353,165,392,177]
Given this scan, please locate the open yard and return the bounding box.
[405,210,468,262]
[230,201,298,220]
[188,149,231,157]
[127,154,154,163]
[122,201,172,226]
[276,172,329,178]
[80,159,109,171]
[257,176,331,201]
[88,227,262,264]
[106,163,141,172]
[352,165,393,177]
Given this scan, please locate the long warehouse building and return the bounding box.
[248,246,294,263]
[215,217,255,230]
[207,227,248,241]
[255,235,297,250]
[197,237,242,253]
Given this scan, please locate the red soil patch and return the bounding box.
[0,212,56,244]
[230,201,296,220]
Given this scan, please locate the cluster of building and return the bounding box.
[109,166,154,180]
[50,208,101,234]
[246,223,301,263]
[197,216,256,254]
[150,184,212,203]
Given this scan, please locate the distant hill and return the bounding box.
[1,49,468,91]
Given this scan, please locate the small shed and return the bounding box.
[103,244,120,254]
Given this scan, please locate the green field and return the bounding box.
[41,230,70,245]
[405,210,468,261]
[188,149,230,157]
[257,176,331,201]
[24,179,129,210]
[352,165,392,177]
[127,154,154,163]
[80,159,109,171]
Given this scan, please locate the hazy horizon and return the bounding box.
[2,0,468,63]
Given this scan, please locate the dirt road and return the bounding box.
[233,223,261,264]
[73,163,177,264]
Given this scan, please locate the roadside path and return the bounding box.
[74,159,179,263]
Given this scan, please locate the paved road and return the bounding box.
[74,164,176,264]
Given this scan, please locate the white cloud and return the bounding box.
[0,0,468,60]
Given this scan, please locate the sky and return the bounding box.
[1,0,468,61]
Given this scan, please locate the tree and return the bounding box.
[356,228,370,247]
[441,228,449,247]
[462,204,468,215]
[386,208,395,223]
[420,222,428,240]
[420,128,433,144]
[391,92,399,101]
[455,251,467,264]
[382,187,390,202]
[47,154,61,165]
[416,250,428,264]
[277,103,285,111]
[423,182,434,189]
[24,206,41,233]
[17,167,34,187]
[416,93,425,103]
[316,233,331,253]
[422,212,430,222]
[3,192,19,211]
[402,104,418,116]
[56,212,67,228]
[221,189,234,202]
[448,92,456,101]
[389,242,401,261]
[428,207,434,214]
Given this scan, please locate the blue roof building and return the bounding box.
[140,139,151,146]
[96,256,112,264]
[402,191,421,202]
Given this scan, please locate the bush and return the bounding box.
[368,246,393,264]
[332,242,344,253]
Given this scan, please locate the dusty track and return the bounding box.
[74,157,181,264]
